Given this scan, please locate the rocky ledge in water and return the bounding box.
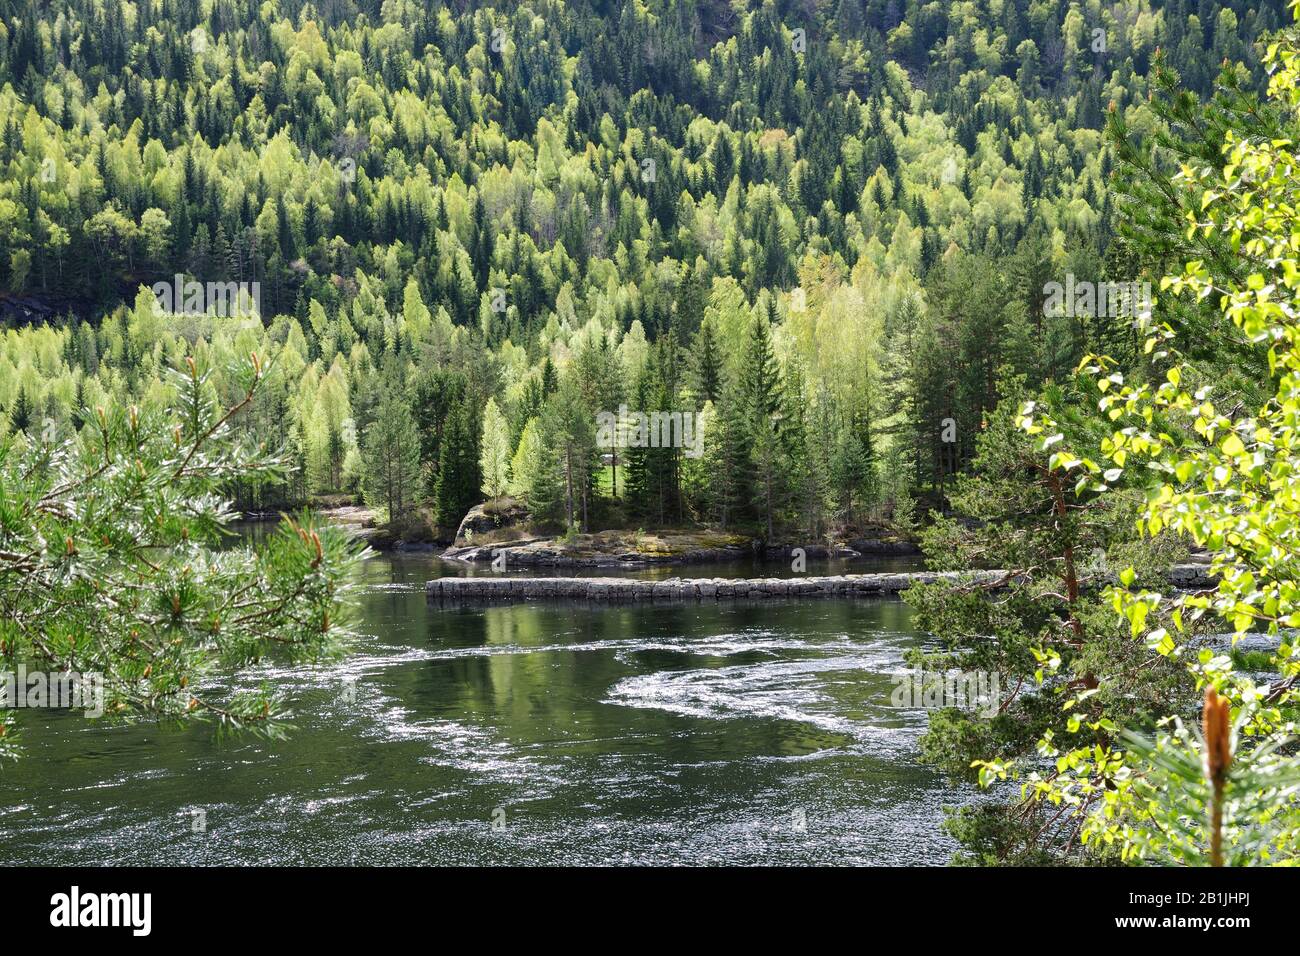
[428,565,1215,604]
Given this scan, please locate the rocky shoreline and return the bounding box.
[438,540,754,567]
[439,532,917,568]
[426,564,1215,604]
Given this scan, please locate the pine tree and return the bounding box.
[904,373,1185,863]
[542,377,596,531]
[361,389,422,524]
[0,352,357,749]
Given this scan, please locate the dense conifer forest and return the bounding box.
[0,0,1286,540]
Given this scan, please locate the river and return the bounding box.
[0,549,969,865]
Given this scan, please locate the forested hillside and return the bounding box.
[0,0,1287,540]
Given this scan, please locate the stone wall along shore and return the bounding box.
[426,565,1214,605]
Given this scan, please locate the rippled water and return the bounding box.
[0,551,966,865]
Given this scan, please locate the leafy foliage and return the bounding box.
[1008,19,1300,864]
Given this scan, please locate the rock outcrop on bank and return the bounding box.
[427,565,1215,605]
[440,528,752,567]
[845,536,922,556]
[437,510,922,566]
[439,541,753,567]
[453,498,531,545]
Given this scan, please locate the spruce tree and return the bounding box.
[434,401,482,530]
[689,317,723,406]
[621,365,654,521]
[704,379,750,530]
[469,192,493,292]
[740,309,783,424]
[739,310,785,538]
[8,385,34,434]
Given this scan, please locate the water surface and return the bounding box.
[0,552,964,865]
